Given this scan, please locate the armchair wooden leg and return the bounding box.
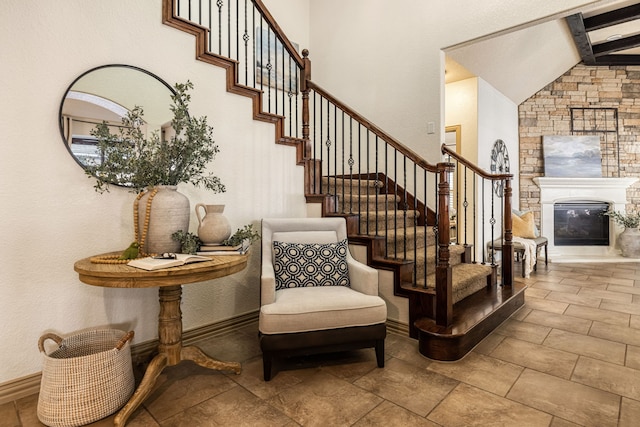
[375,340,385,368]
[262,354,273,381]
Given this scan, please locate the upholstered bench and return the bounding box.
[487,236,548,277]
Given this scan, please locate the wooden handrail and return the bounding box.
[253,0,305,68]
[307,80,438,173]
[442,144,512,181]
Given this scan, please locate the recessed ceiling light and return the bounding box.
[606,34,623,41]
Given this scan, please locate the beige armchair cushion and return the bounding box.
[259,286,387,334]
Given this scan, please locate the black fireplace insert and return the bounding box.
[554,201,609,246]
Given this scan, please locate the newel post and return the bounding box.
[435,162,454,326]
[300,49,320,196]
[502,179,514,286]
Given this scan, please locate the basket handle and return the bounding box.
[38,333,63,353]
[116,331,135,350]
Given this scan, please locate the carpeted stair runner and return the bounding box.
[324,176,491,304]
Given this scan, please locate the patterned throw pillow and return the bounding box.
[273,239,350,290]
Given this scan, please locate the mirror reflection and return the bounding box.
[59,65,174,170]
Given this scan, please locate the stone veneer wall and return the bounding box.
[519,64,640,226]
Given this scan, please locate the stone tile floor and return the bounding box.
[3,261,640,426]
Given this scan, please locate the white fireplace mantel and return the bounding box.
[533,177,638,262]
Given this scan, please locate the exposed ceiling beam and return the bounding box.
[592,54,640,65]
[583,3,640,31]
[593,33,640,57]
[567,13,596,64]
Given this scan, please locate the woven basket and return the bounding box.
[37,329,135,427]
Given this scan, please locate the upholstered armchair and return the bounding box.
[259,217,387,381]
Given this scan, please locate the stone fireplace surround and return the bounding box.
[534,177,638,262]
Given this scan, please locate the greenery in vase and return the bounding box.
[171,230,202,254]
[603,209,640,229]
[222,224,261,247]
[87,81,225,194]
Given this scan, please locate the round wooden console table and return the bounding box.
[74,252,249,426]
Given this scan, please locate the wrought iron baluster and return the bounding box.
[281,41,285,118]
[472,174,477,263]
[243,0,249,85]
[252,8,256,87]
[357,124,362,235]
[384,145,389,257]
[413,162,417,276]
[274,38,279,114]
[236,0,239,64]
[336,104,344,212]
[482,177,487,265]
[422,169,428,288]
[348,117,354,214]
[490,184,496,267]
[319,95,324,196]
[324,97,330,203]
[288,56,293,135]
[341,111,345,213]
[393,149,398,258]
[227,0,231,58]
[295,66,299,138]
[463,165,468,246]
[258,18,263,91]
[266,29,272,111]
[313,93,318,194]
[217,0,223,54]
[375,136,380,237]
[403,155,408,260]
[293,66,300,138]
[366,130,371,236]
[208,0,212,52]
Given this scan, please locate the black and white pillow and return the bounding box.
[273,239,350,290]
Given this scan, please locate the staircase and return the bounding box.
[161,0,525,361]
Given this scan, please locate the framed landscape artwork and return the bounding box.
[542,135,602,177]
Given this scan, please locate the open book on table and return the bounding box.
[128,254,211,271]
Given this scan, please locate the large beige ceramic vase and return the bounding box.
[618,227,640,258]
[137,185,190,255]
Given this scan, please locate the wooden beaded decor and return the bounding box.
[91,188,159,264]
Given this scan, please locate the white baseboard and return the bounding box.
[0,311,259,405]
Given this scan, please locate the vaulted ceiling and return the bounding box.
[445,1,640,105]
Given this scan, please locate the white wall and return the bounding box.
[0,0,309,384]
[477,78,520,259]
[446,78,479,163]
[477,78,520,204]
[445,78,519,260]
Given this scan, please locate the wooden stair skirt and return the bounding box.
[413,282,526,361]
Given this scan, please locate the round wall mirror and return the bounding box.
[59,64,175,176]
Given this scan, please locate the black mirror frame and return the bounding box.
[58,64,175,184]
